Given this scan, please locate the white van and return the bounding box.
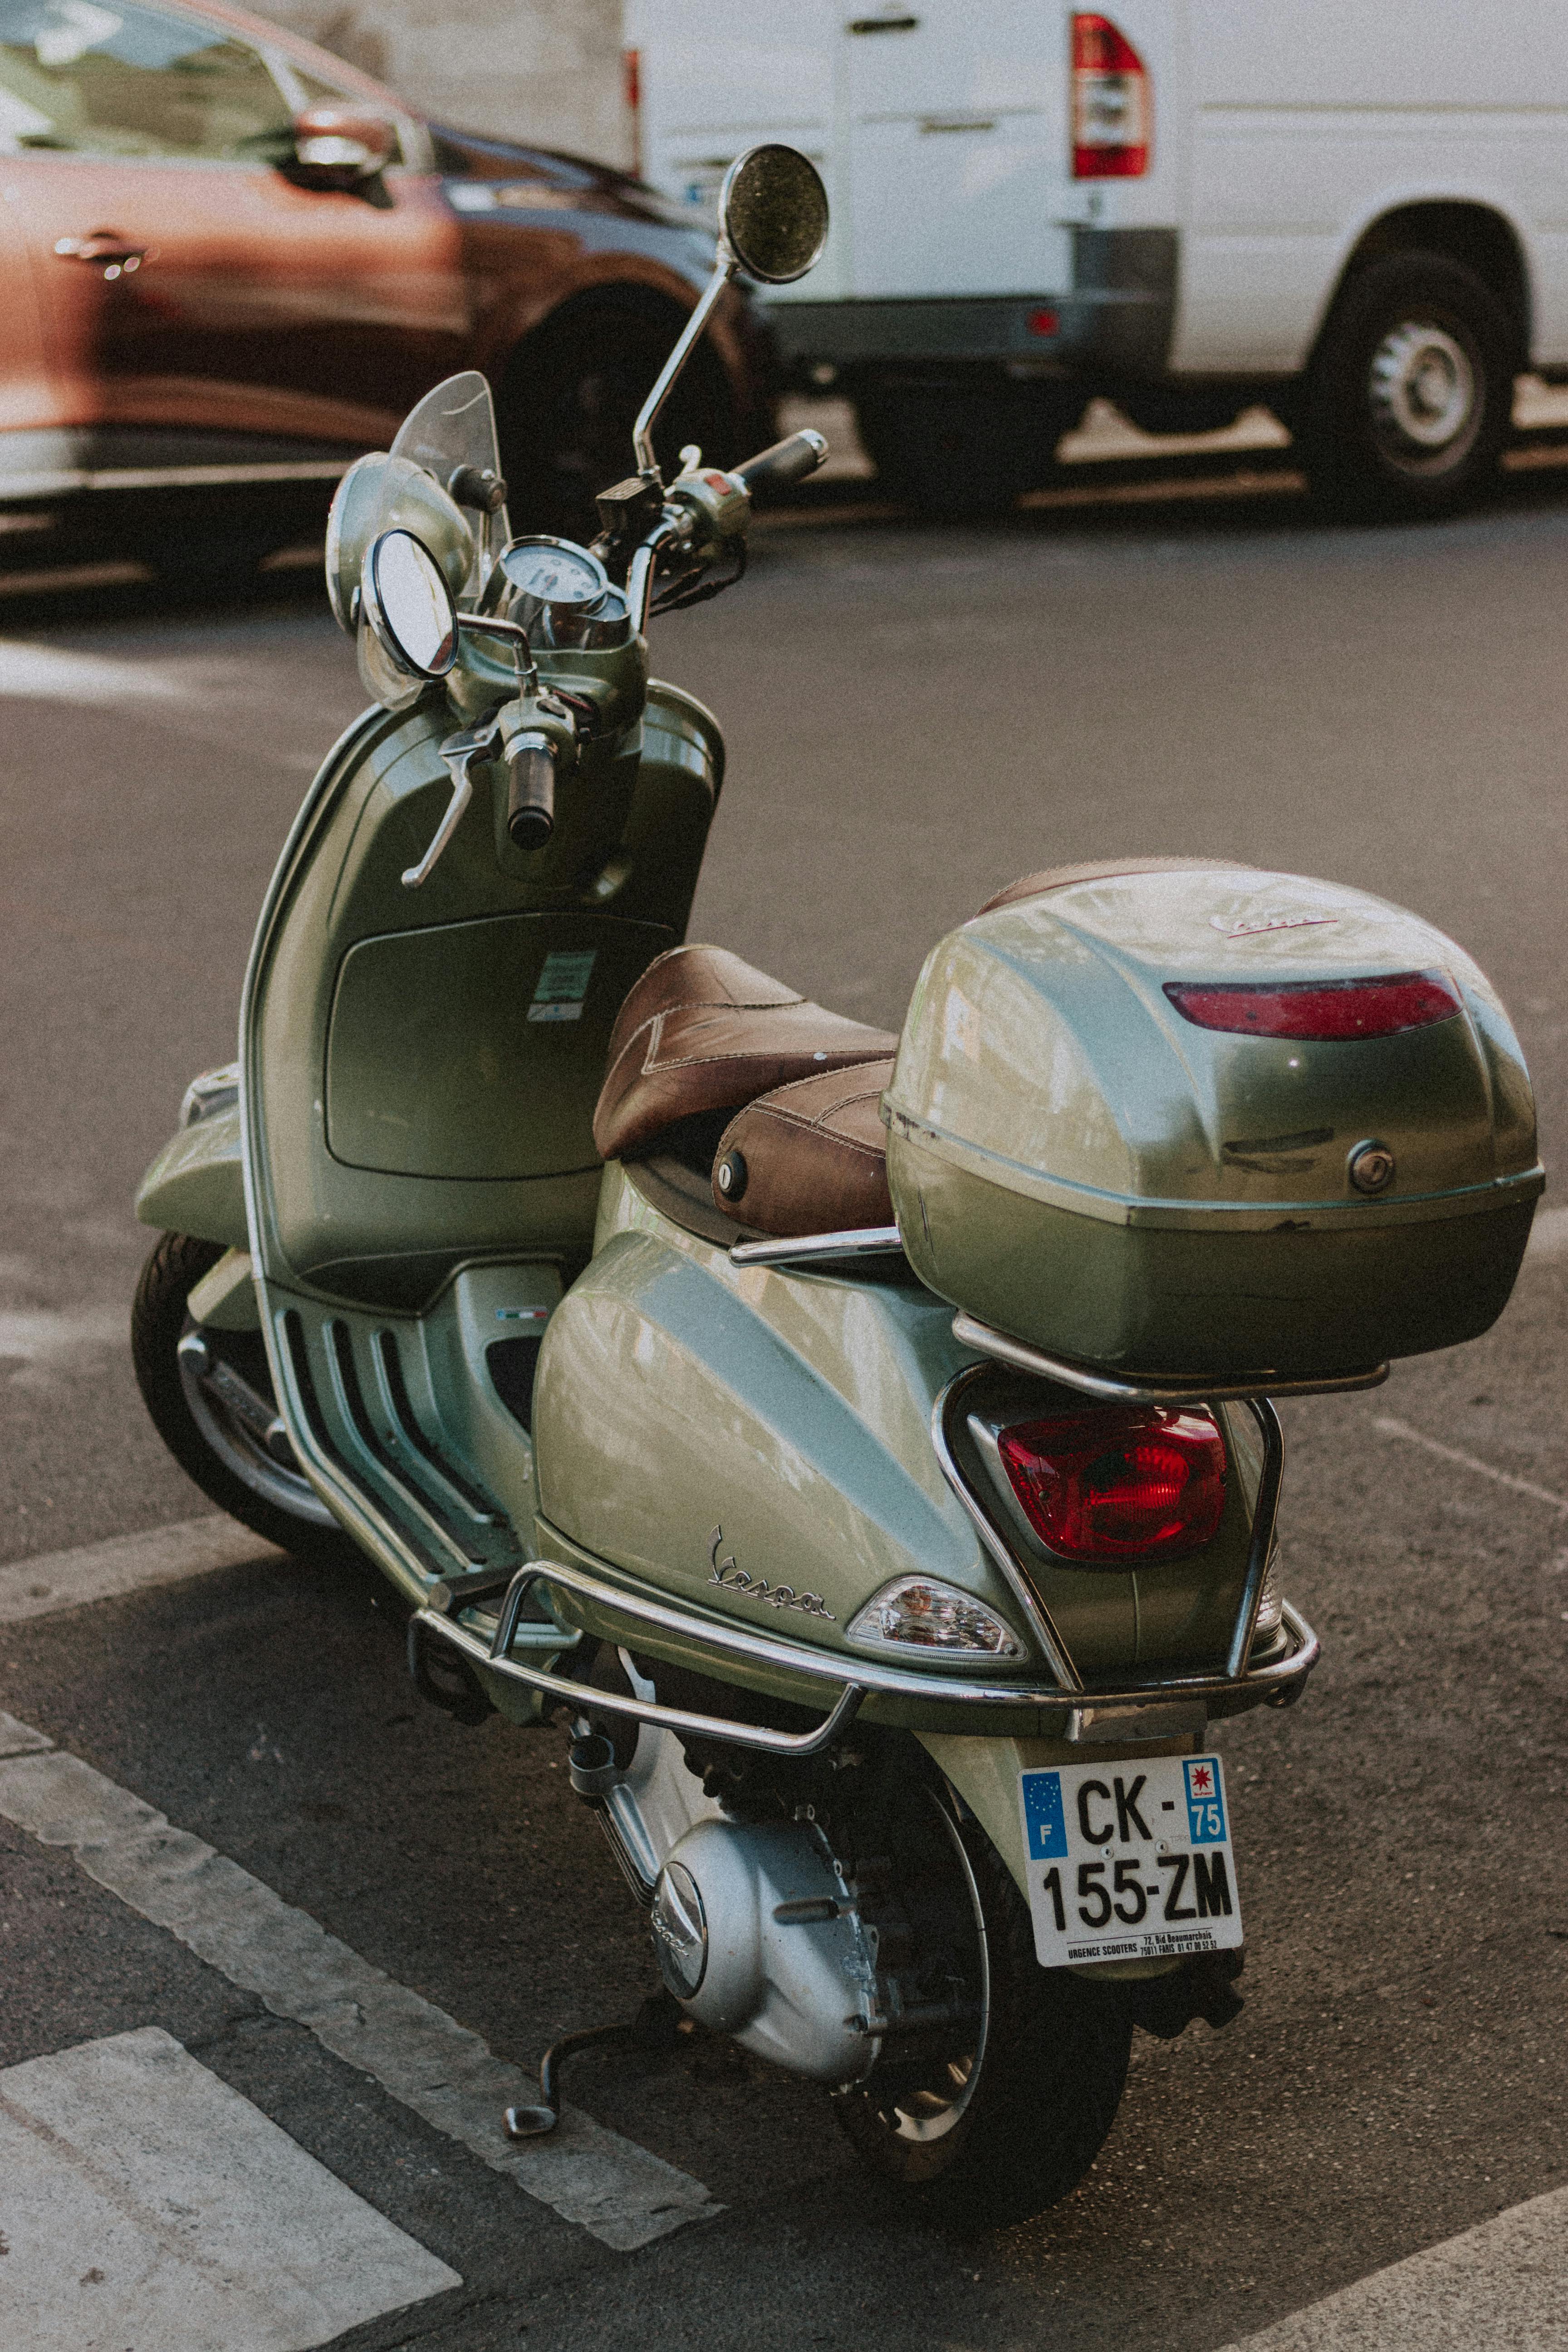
[624,0,1568,515]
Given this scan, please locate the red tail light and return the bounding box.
[623,46,642,176]
[1072,14,1150,179]
[997,1408,1226,1562]
[1164,970,1462,1042]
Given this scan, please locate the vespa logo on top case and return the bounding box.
[1209,911,1342,941]
[707,1526,836,1622]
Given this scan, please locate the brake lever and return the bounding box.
[402,718,502,888]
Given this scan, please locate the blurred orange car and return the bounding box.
[0,0,770,572]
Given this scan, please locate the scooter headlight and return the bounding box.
[846,1575,1023,1659]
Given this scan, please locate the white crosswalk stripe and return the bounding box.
[0,1713,720,2251]
[0,2027,460,2352]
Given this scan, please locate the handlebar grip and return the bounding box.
[733,428,828,493]
[506,740,556,852]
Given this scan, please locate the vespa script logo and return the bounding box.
[1210,911,1341,941]
[708,1526,836,1623]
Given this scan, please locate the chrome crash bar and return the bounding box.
[951,1311,1390,1407]
[414,1544,1319,1751]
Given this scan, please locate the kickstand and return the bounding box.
[504,1993,684,2140]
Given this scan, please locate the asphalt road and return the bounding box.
[2,460,1567,2352]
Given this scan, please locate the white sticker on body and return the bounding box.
[528,948,597,1023]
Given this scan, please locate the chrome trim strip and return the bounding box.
[730,1225,904,1268]
[0,459,353,498]
[1228,1399,1284,1680]
[931,1362,1083,1690]
[414,1551,1321,1729]
[951,1311,1389,1406]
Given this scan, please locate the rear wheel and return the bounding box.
[496,299,738,541]
[855,378,1085,519]
[1300,251,1516,519]
[131,1230,356,1566]
[833,1795,1131,2225]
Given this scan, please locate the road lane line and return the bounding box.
[1214,2183,1568,2350]
[0,1722,720,2251]
[1373,1417,1568,1516]
[0,2026,459,2352]
[1526,1203,1568,1260]
[0,1517,285,1624]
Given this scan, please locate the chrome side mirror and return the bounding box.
[718,143,830,285]
[362,529,459,679]
[632,142,829,479]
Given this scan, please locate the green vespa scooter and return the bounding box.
[131,145,1543,2225]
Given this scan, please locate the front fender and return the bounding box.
[134,1105,247,1249]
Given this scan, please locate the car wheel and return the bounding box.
[497,301,737,542]
[131,1230,358,1567]
[1300,251,1515,520]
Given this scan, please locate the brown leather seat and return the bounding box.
[710,1060,895,1237]
[593,944,898,1163]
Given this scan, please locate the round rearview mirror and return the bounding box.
[719,144,829,285]
[363,529,459,678]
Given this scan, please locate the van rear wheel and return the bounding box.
[832,1802,1131,2226]
[1301,251,1515,520]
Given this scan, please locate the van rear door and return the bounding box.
[843,1,1070,297]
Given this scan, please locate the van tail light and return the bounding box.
[997,1408,1226,1562]
[1071,15,1150,179]
[1164,970,1462,1042]
[623,46,642,176]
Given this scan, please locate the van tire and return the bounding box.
[1300,251,1515,519]
[855,380,1083,519]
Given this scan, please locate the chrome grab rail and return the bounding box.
[413,1549,1320,1747]
[951,1311,1389,1407]
[729,1225,904,1268]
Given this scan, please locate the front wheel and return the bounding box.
[1299,251,1516,520]
[833,1798,1131,2226]
[131,1231,357,1566]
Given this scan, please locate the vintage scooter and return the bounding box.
[131,146,1543,2225]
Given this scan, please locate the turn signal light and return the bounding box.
[1164,970,1462,1041]
[846,1575,1023,1657]
[1072,14,1150,179]
[997,1408,1226,1562]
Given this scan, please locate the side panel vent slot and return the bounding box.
[376,1328,500,1521]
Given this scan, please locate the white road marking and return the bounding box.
[1373,1417,1568,1516]
[0,639,185,701]
[0,2026,459,2352]
[1214,2183,1568,2350]
[0,1720,720,2251]
[0,1516,284,1625]
[1526,1203,1568,1261]
[0,1302,129,1364]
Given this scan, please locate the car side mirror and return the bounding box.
[290,105,396,188]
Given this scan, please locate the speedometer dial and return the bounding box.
[498,537,609,612]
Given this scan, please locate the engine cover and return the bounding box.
[650,1816,881,2085]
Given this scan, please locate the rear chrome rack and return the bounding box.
[951,1311,1390,1407]
[413,1542,1320,1752]
[729,1225,904,1268]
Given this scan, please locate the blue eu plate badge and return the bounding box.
[1015,1753,1243,1969]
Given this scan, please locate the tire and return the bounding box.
[855,380,1084,519]
[833,1798,1132,2227]
[131,1231,357,1567]
[496,299,738,542]
[1300,251,1516,520]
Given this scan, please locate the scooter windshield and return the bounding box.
[391,372,510,599]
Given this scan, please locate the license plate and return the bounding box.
[1016,1753,1243,1968]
